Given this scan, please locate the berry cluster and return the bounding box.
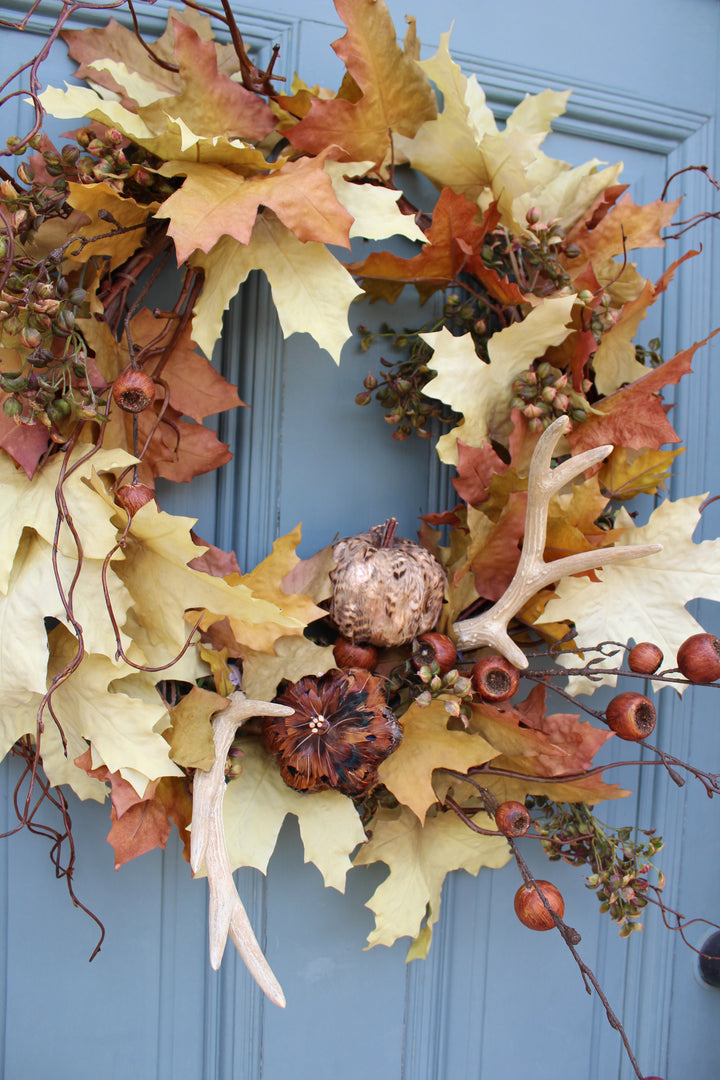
[510,361,590,433]
[354,324,448,440]
[0,127,178,437]
[531,799,664,936]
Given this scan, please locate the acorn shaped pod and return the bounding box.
[329,518,446,648]
[261,668,401,797]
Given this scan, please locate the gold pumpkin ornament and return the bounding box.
[329,518,446,647]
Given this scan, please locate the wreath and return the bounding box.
[1,1,719,1075]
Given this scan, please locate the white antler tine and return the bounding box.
[452,419,662,661]
[191,691,293,1007]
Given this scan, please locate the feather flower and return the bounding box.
[262,668,401,796]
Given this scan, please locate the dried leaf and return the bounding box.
[222,738,366,892]
[378,699,499,821]
[537,495,720,694]
[190,214,363,363]
[599,446,684,500]
[158,156,353,263]
[354,804,510,949]
[423,295,576,464]
[287,0,437,162]
[168,685,228,771]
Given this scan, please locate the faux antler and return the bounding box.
[452,416,661,666]
[190,691,293,1007]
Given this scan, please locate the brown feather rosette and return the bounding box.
[261,668,401,797]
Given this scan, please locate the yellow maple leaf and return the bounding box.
[396,35,622,235]
[157,157,353,263]
[378,699,499,821]
[324,161,426,243]
[393,32,494,199]
[168,685,228,771]
[423,294,576,464]
[190,214,363,363]
[103,497,301,664]
[0,446,132,590]
[537,496,720,695]
[222,738,366,892]
[38,84,272,169]
[599,447,684,501]
[0,530,130,696]
[198,524,327,655]
[354,804,510,950]
[238,636,336,701]
[65,182,155,270]
[0,625,182,799]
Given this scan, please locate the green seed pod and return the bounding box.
[2,397,22,418]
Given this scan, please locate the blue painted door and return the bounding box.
[1,2,719,1079]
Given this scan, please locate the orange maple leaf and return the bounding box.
[569,329,720,455]
[348,189,499,303]
[75,749,193,868]
[286,0,437,162]
[159,155,353,263]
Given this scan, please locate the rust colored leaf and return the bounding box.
[565,194,682,272]
[188,533,242,577]
[0,397,49,477]
[75,750,192,867]
[158,19,275,142]
[348,190,498,303]
[62,8,235,106]
[468,684,614,779]
[159,155,353,263]
[460,491,528,602]
[287,0,437,162]
[130,309,244,422]
[569,329,720,454]
[452,440,509,506]
[135,404,233,485]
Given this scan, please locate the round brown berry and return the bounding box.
[412,632,457,675]
[677,632,720,684]
[332,636,378,672]
[471,655,520,702]
[494,801,531,837]
[514,880,565,931]
[605,691,656,741]
[112,366,155,413]
[628,642,663,675]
